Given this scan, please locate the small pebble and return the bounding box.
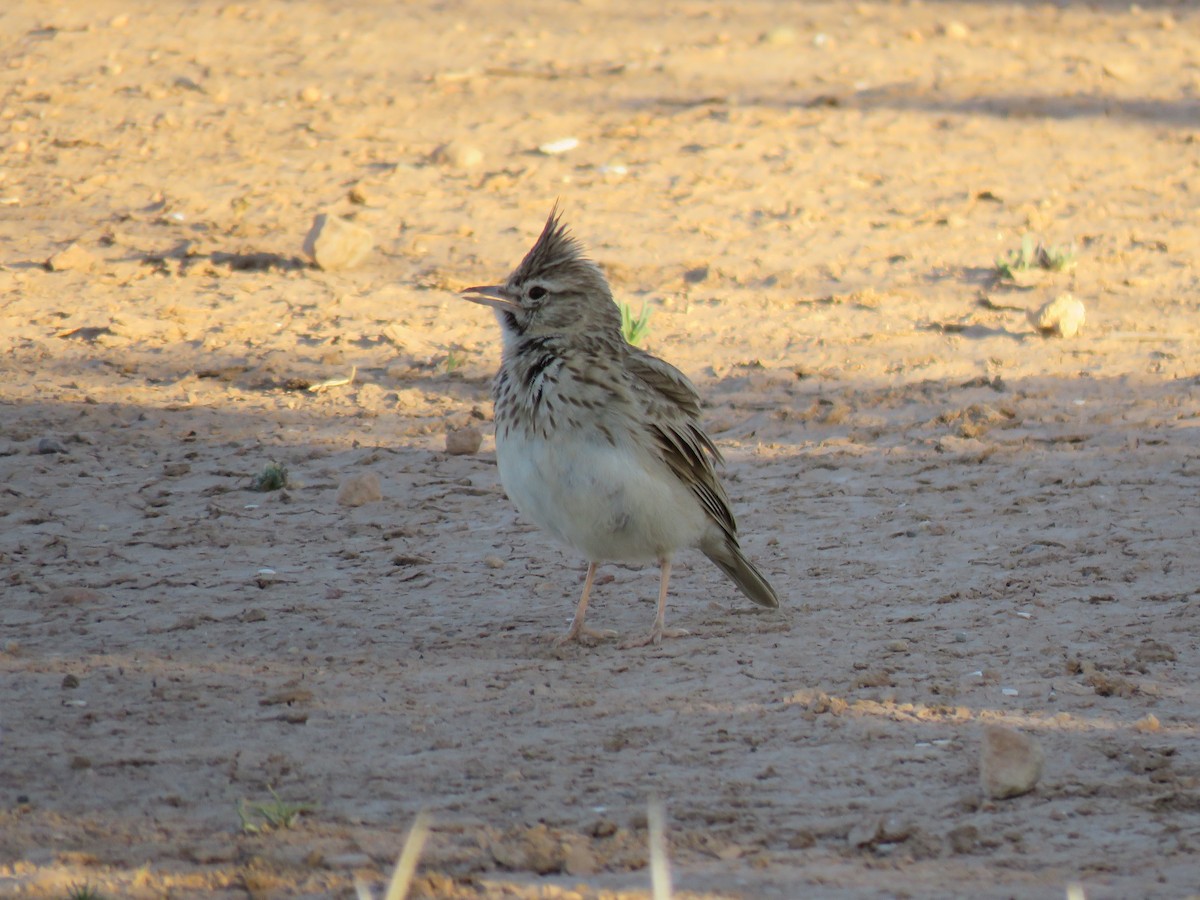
[879,816,912,843]
[954,632,968,643]
[760,25,797,45]
[45,242,97,273]
[941,21,970,40]
[434,140,484,169]
[564,842,596,877]
[1134,714,1161,733]
[537,137,579,155]
[980,724,1045,800]
[445,425,483,455]
[598,163,628,180]
[884,639,910,653]
[847,815,910,848]
[302,213,373,271]
[336,471,382,507]
[37,436,67,454]
[1102,61,1136,82]
[484,554,506,569]
[61,674,80,689]
[298,85,322,104]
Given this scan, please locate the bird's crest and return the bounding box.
[510,205,590,283]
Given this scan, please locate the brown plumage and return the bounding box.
[463,209,779,646]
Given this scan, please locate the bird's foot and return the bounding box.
[619,626,690,649]
[553,622,618,647]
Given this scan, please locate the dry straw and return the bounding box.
[355,810,431,900]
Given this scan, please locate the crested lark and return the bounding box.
[463,209,779,647]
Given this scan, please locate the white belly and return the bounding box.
[496,429,708,563]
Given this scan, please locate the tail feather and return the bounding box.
[702,537,780,609]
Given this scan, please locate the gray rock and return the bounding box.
[980,724,1045,799]
[445,425,483,455]
[37,437,67,454]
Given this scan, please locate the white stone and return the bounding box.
[434,140,484,169]
[1028,293,1085,338]
[537,137,579,155]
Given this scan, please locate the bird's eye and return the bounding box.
[527,286,547,302]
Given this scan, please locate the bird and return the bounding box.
[462,208,779,647]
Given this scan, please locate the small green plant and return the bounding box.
[995,235,1076,279]
[995,234,1037,278]
[443,349,466,373]
[238,786,316,833]
[251,461,288,492]
[620,302,651,346]
[65,885,106,900]
[1038,242,1077,272]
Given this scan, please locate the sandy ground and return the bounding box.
[2,1,1200,897]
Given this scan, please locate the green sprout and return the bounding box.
[995,235,1076,280]
[237,786,316,833]
[620,302,652,346]
[251,461,288,492]
[1037,242,1077,272]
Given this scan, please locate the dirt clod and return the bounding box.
[336,471,382,506]
[302,212,374,271]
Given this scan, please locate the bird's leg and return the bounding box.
[621,557,690,649]
[555,561,617,645]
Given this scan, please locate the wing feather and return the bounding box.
[625,349,737,539]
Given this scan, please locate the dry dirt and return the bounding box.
[2,1,1200,898]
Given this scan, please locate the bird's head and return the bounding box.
[462,208,621,345]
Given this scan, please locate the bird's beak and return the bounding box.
[461,284,520,312]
